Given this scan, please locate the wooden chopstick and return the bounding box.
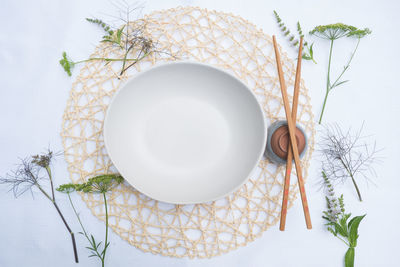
[272,36,312,229]
[279,37,304,231]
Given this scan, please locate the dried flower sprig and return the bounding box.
[310,23,371,124]
[60,4,173,77]
[322,171,366,267]
[57,174,123,267]
[0,150,79,263]
[320,123,380,201]
[273,11,316,63]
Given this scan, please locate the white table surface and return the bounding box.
[1,0,399,266]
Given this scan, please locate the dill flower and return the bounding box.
[59,52,75,77]
[57,174,123,267]
[310,23,371,40]
[75,174,123,194]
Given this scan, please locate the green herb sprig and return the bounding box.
[273,11,316,63]
[310,23,371,124]
[57,174,123,267]
[60,4,172,77]
[59,20,151,77]
[322,171,366,267]
[86,18,114,36]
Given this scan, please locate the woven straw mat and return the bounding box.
[61,6,315,258]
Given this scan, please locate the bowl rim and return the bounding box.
[103,60,267,204]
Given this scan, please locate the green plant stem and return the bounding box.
[74,52,150,76]
[345,247,355,267]
[45,166,55,200]
[52,201,79,263]
[122,50,150,75]
[350,174,362,202]
[335,235,350,247]
[319,90,330,124]
[319,39,334,124]
[74,57,144,64]
[67,192,88,236]
[67,192,104,261]
[339,158,362,201]
[102,192,109,267]
[120,45,134,75]
[331,38,360,89]
[32,170,79,263]
[319,38,361,124]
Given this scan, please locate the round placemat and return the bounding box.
[61,6,315,258]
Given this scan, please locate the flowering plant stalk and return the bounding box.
[273,10,316,63]
[320,123,380,202]
[322,171,365,267]
[57,174,123,267]
[59,3,174,77]
[310,23,371,124]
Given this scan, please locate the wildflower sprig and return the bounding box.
[310,23,371,40]
[320,123,380,202]
[57,174,123,267]
[322,171,366,267]
[59,4,171,77]
[0,150,79,263]
[273,11,316,63]
[310,23,371,123]
[86,18,114,36]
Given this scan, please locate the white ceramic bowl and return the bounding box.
[104,62,266,204]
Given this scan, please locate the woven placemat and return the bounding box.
[61,6,315,258]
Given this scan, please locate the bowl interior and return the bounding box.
[104,62,266,204]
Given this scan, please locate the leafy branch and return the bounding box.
[310,23,371,124]
[57,174,123,267]
[60,4,173,77]
[322,171,366,267]
[273,11,316,63]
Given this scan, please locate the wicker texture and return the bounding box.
[61,6,315,258]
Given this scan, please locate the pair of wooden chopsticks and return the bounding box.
[272,36,312,230]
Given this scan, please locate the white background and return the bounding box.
[1,0,399,266]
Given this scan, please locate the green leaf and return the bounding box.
[348,215,366,247]
[348,216,357,229]
[117,25,125,42]
[333,221,348,238]
[309,43,314,56]
[327,227,337,236]
[334,80,349,88]
[86,17,114,36]
[339,216,349,236]
[345,247,355,267]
